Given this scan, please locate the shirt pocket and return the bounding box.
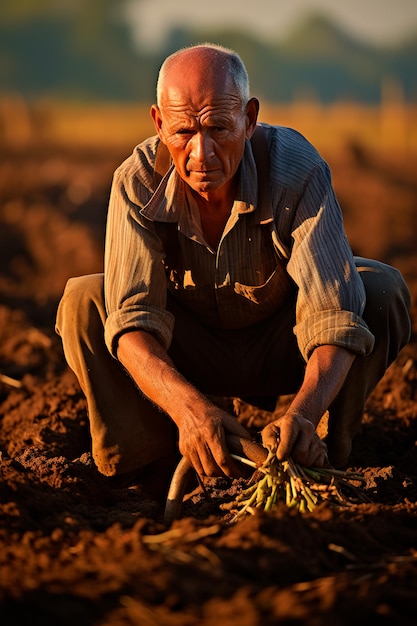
[234,263,293,308]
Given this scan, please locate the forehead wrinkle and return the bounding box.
[160,91,242,119]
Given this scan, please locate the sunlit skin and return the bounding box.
[150,48,259,247]
[117,46,357,479]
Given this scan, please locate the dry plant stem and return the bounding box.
[229,454,365,521]
[164,434,364,525]
[230,453,258,469]
[0,373,22,388]
[163,435,268,526]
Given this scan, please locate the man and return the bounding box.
[56,44,411,499]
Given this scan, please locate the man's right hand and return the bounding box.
[178,406,250,478]
[117,329,250,479]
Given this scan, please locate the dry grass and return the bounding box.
[1,96,417,157]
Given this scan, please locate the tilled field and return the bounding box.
[0,135,416,625]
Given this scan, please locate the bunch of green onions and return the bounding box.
[225,450,365,521]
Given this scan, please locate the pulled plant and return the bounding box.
[224,449,366,521]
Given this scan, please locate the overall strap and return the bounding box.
[251,126,290,261]
[250,124,271,209]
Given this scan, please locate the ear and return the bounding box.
[245,97,260,140]
[150,104,166,143]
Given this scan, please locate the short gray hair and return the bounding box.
[156,43,250,108]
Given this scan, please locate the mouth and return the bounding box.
[187,161,219,174]
[188,168,219,177]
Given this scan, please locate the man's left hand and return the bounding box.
[261,412,328,467]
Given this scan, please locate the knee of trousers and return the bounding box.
[56,273,106,339]
[355,257,411,358]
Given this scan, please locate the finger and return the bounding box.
[309,438,328,466]
[185,438,219,477]
[219,456,242,479]
[199,442,224,477]
[276,419,299,460]
[316,441,329,467]
[190,439,239,479]
[213,435,245,478]
[296,436,327,467]
[261,422,280,452]
[322,451,331,468]
[311,449,328,468]
[187,450,204,477]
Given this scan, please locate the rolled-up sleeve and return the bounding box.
[287,161,375,361]
[104,159,174,357]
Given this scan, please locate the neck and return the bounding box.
[191,186,236,250]
[188,172,239,247]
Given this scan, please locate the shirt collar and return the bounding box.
[139,135,273,225]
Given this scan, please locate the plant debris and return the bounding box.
[224,451,367,520]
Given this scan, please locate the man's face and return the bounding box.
[151,59,257,201]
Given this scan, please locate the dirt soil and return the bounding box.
[0,136,416,626]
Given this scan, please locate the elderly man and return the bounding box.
[56,44,411,499]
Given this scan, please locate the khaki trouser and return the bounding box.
[56,258,411,475]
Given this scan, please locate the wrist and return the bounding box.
[170,390,212,428]
[285,408,321,429]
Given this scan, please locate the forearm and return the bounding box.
[261,344,356,466]
[116,328,249,477]
[116,329,209,429]
[288,344,356,426]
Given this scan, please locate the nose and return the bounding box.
[189,132,214,164]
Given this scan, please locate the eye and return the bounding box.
[176,129,194,136]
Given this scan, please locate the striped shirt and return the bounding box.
[104,123,375,361]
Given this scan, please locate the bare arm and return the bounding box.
[117,329,249,477]
[262,344,356,467]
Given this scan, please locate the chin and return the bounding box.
[194,177,226,193]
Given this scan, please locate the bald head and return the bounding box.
[150,43,259,203]
[156,44,250,109]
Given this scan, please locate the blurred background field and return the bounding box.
[1,96,416,156]
[1,0,417,153]
[1,0,417,152]
[0,0,416,316]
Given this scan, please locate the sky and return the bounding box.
[125,0,417,51]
